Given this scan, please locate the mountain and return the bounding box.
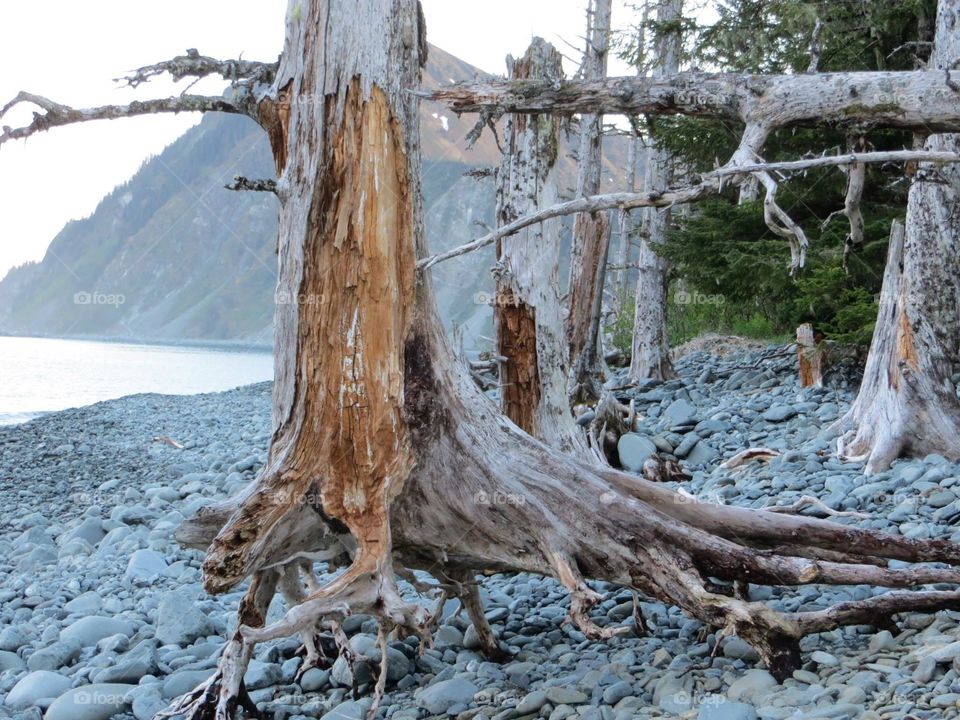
[0,45,630,349]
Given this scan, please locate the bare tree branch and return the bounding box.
[0,91,247,148]
[418,149,960,270]
[841,136,868,270]
[420,70,960,133]
[116,48,278,89]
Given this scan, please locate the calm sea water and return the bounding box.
[0,336,273,425]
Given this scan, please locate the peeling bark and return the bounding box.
[797,323,824,388]
[493,39,588,457]
[171,0,960,705]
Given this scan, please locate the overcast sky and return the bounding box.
[0,0,643,280]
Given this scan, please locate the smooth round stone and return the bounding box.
[319,698,372,720]
[124,550,168,580]
[516,690,547,714]
[162,669,215,699]
[243,660,283,690]
[64,592,102,615]
[299,667,330,692]
[0,626,29,652]
[0,650,26,673]
[762,405,797,423]
[726,670,778,703]
[155,591,214,646]
[60,617,134,647]
[43,683,135,720]
[545,687,588,705]
[4,670,72,710]
[27,639,81,672]
[434,625,464,651]
[617,434,657,472]
[415,678,479,715]
[696,699,759,720]
[602,681,634,705]
[810,650,840,667]
[722,638,759,661]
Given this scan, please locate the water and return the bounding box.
[0,336,273,425]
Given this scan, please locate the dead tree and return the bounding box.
[797,323,824,388]
[425,0,960,471]
[566,0,613,402]
[630,0,681,383]
[9,3,960,720]
[494,39,588,457]
[612,3,649,301]
[833,1,960,474]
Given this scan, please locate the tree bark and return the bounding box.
[630,0,681,383]
[172,2,960,710]
[566,0,613,402]
[494,39,589,457]
[13,2,960,718]
[797,323,824,388]
[836,0,960,475]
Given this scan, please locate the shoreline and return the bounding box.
[0,331,273,353]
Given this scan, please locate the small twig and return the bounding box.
[766,495,870,520]
[152,435,184,449]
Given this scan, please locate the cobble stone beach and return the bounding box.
[2,344,960,720]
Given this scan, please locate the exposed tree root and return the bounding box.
[170,378,960,716]
[157,570,278,720]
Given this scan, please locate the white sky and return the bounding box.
[0,0,642,280]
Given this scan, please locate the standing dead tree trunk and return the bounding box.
[797,322,824,388]
[494,38,589,457]
[835,0,960,474]
[567,0,613,402]
[630,0,681,383]
[13,3,960,719]
[613,4,649,302]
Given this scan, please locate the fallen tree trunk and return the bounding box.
[422,68,960,133]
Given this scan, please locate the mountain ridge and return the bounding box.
[0,44,631,349]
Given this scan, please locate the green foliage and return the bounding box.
[610,0,934,349]
[659,199,897,346]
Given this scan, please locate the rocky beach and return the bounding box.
[2,343,960,720]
